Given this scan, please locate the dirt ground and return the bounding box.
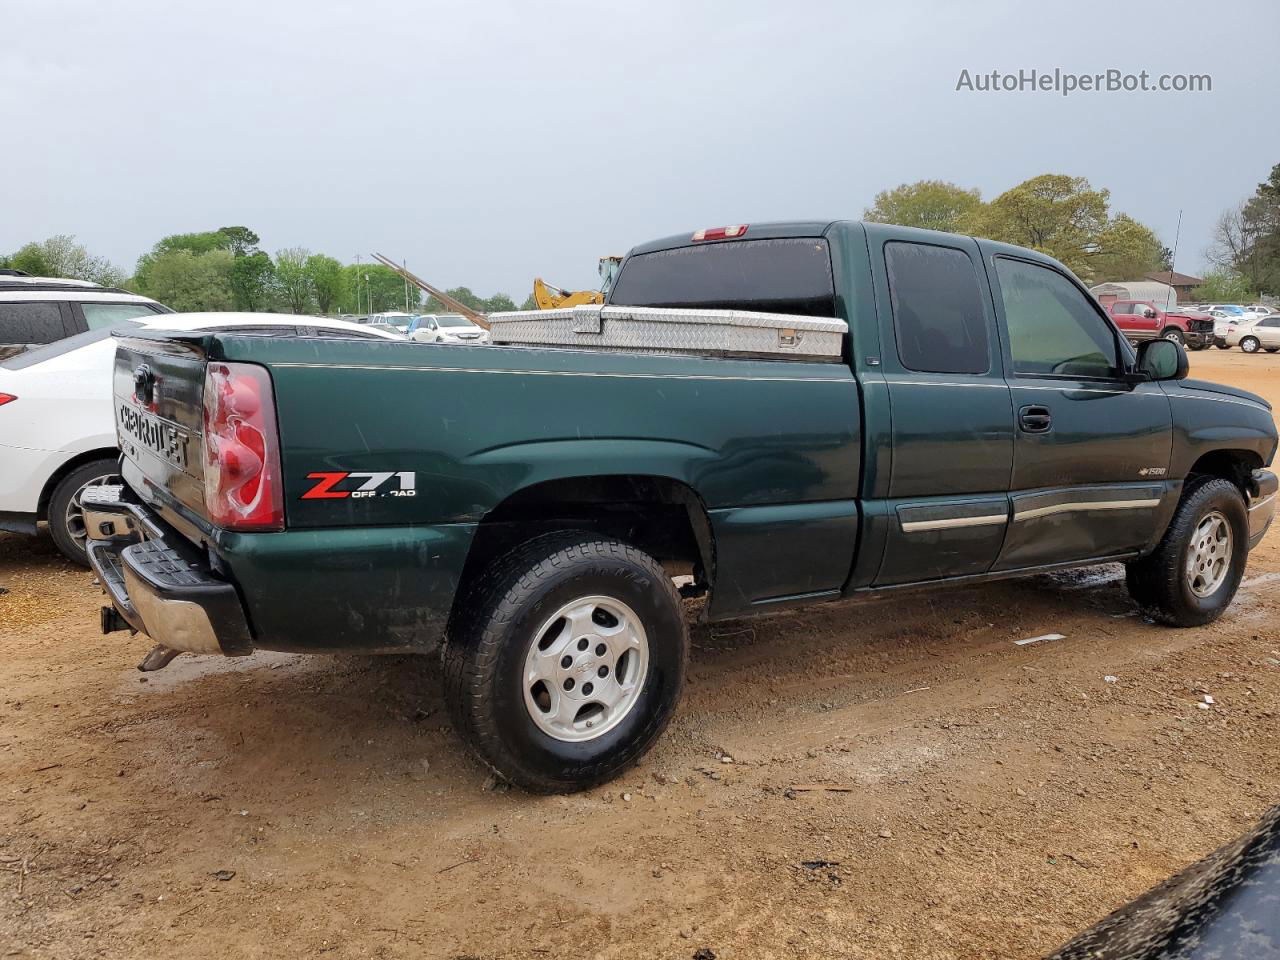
[2,350,1278,960]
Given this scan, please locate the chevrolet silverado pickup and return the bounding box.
[85,221,1278,792]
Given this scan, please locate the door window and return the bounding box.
[995,258,1120,378]
[885,241,989,374]
[81,301,160,329]
[0,302,65,345]
[1113,302,1134,314]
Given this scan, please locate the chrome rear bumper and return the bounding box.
[83,486,253,658]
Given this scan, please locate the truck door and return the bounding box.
[984,251,1174,570]
[863,227,1014,585]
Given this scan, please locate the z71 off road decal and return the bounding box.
[301,471,417,499]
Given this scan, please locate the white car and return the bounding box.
[1224,316,1280,354]
[411,313,490,344]
[0,313,401,564]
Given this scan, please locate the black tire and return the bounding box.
[1215,342,1231,350]
[443,532,688,793]
[1187,343,1206,351]
[47,457,120,566]
[1266,347,1279,354]
[1240,336,1261,354]
[1160,328,1185,346]
[1126,477,1249,627]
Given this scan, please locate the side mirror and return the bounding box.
[1142,307,1158,319]
[1135,338,1188,381]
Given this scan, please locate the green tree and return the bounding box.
[217,226,261,257]
[274,247,314,314]
[230,251,275,312]
[6,235,123,284]
[1215,163,1280,295]
[8,243,52,277]
[304,254,344,314]
[143,249,236,311]
[959,173,1163,284]
[962,174,1109,278]
[341,264,407,314]
[519,292,538,310]
[1191,269,1256,302]
[864,180,983,232]
[134,226,269,304]
[1089,214,1165,283]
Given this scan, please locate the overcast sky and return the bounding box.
[4,0,1277,296]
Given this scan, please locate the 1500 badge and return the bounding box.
[301,471,417,499]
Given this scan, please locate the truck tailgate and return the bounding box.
[112,335,208,526]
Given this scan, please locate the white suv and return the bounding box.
[0,273,171,361]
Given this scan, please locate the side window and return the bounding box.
[0,302,66,345]
[1113,302,1134,315]
[995,258,1119,379]
[81,302,160,330]
[884,241,989,375]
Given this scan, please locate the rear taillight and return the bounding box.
[0,393,15,407]
[692,224,748,242]
[202,362,284,531]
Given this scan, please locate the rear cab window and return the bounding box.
[607,237,836,317]
[884,241,990,375]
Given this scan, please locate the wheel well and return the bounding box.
[453,475,715,612]
[37,448,120,520]
[1187,450,1262,497]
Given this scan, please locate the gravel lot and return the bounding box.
[2,350,1278,960]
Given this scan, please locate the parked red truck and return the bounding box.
[1105,300,1214,350]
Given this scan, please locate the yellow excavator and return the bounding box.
[532,256,623,309]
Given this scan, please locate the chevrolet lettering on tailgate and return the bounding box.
[118,404,190,470]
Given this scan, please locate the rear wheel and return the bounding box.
[443,532,688,793]
[47,457,120,566]
[1160,328,1185,346]
[1241,336,1261,354]
[1126,478,1248,626]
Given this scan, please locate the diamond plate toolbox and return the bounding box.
[487,305,847,362]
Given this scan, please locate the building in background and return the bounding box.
[1143,270,1204,303]
[1090,279,1179,310]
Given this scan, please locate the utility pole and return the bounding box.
[354,254,362,316]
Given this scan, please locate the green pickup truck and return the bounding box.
[85,221,1277,792]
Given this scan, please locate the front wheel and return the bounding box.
[48,457,120,566]
[1241,336,1261,353]
[1161,328,1186,346]
[1126,478,1249,626]
[443,533,688,793]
